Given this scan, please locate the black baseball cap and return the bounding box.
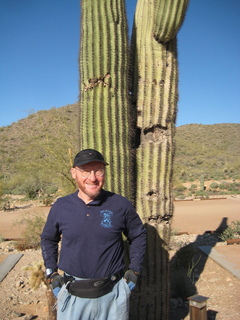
[73,149,109,167]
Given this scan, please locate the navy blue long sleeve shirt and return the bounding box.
[41,190,146,278]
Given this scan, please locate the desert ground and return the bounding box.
[0,197,239,319]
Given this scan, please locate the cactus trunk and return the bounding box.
[79,0,133,199]
[129,0,189,319]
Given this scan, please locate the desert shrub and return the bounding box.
[173,185,187,195]
[174,185,187,192]
[217,182,240,194]
[195,190,209,198]
[190,184,197,189]
[23,179,43,199]
[23,261,48,290]
[219,182,228,190]
[14,213,46,250]
[41,196,54,206]
[173,184,188,198]
[44,185,58,195]
[189,184,197,193]
[219,220,240,241]
[210,182,219,189]
[196,159,203,165]
[0,234,5,243]
[228,183,240,193]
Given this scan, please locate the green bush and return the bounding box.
[14,213,46,250]
[44,185,58,195]
[173,184,188,198]
[228,183,240,193]
[195,190,209,198]
[219,182,228,189]
[210,182,219,189]
[219,220,240,241]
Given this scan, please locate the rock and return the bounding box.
[24,315,35,320]
[16,280,25,287]
[13,310,25,317]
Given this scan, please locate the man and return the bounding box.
[41,149,146,320]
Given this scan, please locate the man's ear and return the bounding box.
[70,167,76,179]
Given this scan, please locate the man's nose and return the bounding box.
[88,170,97,180]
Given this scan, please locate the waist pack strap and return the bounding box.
[63,270,124,299]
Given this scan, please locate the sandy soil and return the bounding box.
[0,198,239,319]
[0,206,49,239]
[1,198,239,239]
[172,198,240,234]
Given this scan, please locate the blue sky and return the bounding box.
[0,0,239,127]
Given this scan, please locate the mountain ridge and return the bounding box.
[0,104,239,197]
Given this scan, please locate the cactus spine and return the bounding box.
[79,0,132,199]
[129,0,189,319]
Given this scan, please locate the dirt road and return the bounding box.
[172,198,240,234]
[0,198,239,239]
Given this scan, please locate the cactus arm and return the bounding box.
[154,0,189,43]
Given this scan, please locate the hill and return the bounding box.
[0,104,239,199]
[0,104,79,198]
[174,123,240,198]
[174,123,240,179]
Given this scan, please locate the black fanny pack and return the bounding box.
[64,270,123,299]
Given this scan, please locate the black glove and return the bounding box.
[124,269,139,291]
[49,273,64,297]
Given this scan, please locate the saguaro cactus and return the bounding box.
[79,0,133,199]
[129,0,189,319]
[79,0,189,319]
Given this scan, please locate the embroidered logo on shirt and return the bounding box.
[100,210,113,228]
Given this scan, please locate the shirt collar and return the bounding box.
[74,189,106,206]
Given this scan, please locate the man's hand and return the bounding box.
[49,273,64,297]
[124,269,139,291]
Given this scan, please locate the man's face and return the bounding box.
[71,161,105,203]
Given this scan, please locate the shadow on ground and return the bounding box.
[169,217,228,320]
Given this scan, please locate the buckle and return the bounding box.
[94,280,105,287]
[110,275,117,281]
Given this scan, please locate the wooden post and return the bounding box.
[187,294,209,320]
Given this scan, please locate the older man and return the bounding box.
[41,149,146,320]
